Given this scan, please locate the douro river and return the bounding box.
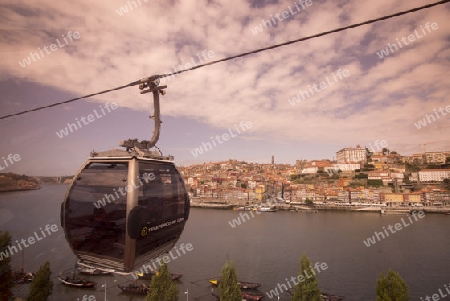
[1,185,449,300]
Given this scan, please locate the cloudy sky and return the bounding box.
[0,0,449,176]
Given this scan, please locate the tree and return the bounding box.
[146,263,178,301]
[354,173,368,179]
[218,260,241,301]
[0,231,13,301]
[305,198,313,205]
[368,179,383,187]
[349,181,363,188]
[365,147,373,159]
[443,178,450,189]
[376,269,410,301]
[291,254,321,301]
[27,261,53,301]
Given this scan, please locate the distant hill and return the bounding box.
[34,176,73,184]
[0,173,40,192]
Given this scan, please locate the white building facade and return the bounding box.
[418,169,450,182]
[336,147,367,164]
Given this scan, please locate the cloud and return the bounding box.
[1,0,449,158]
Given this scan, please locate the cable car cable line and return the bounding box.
[0,0,447,121]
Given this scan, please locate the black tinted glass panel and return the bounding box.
[135,162,187,258]
[65,162,128,260]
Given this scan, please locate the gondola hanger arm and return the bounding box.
[119,76,167,151]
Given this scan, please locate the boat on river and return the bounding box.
[242,291,264,300]
[212,290,264,301]
[208,279,261,289]
[321,292,345,300]
[287,289,345,300]
[58,276,96,288]
[258,206,277,212]
[137,271,182,281]
[12,250,35,284]
[77,266,112,276]
[12,270,34,284]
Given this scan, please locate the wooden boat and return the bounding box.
[138,271,183,281]
[242,291,264,300]
[212,290,264,300]
[208,279,261,289]
[77,267,112,276]
[12,270,34,284]
[118,283,150,295]
[321,293,345,300]
[287,290,345,300]
[258,206,277,212]
[12,250,34,284]
[58,276,96,288]
[239,281,262,289]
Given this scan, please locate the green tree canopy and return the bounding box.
[368,179,383,187]
[291,254,321,301]
[354,173,368,179]
[146,263,178,301]
[0,231,13,301]
[27,261,53,301]
[376,268,410,301]
[219,260,241,301]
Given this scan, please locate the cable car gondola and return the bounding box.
[60,76,190,273]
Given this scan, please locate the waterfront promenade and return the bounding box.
[190,198,450,214]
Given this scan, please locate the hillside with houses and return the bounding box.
[179,147,450,207]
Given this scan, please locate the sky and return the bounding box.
[0,0,449,176]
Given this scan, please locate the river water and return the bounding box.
[0,185,449,301]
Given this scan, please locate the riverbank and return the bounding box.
[190,199,450,214]
[0,186,41,193]
[0,173,40,193]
